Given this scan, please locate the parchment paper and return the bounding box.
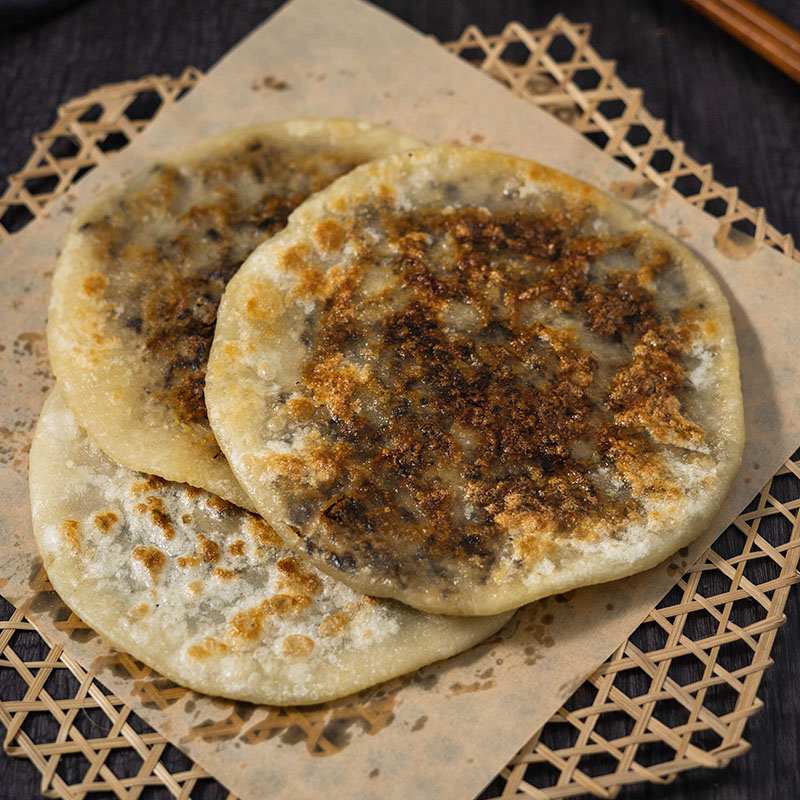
[1,1,799,798]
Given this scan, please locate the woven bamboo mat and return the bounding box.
[1,15,799,800]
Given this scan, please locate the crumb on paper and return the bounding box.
[251,76,290,91]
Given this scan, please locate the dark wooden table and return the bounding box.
[1,1,799,798]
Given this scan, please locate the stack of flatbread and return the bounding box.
[31,119,744,705]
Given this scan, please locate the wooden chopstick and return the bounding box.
[681,0,800,83]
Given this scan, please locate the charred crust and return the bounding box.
[585,270,657,341]
[285,204,705,590]
[80,142,362,430]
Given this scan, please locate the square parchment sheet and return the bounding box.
[1,1,799,798]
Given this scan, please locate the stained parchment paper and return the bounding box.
[1,1,799,798]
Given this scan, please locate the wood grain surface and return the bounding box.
[1,1,799,798]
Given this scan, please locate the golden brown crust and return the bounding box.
[280,207,695,583]
[30,389,513,705]
[47,120,424,507]
[92,511,118,534]
[132,546,166,580]
[207,146,745,616]
[75,163,322,430]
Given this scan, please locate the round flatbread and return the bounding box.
[207,146,744,616]
[47,119,423,509]
[29,388,511,705]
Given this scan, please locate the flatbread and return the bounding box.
[29,388,512,705]
[206,146,744,616]
[47,119,423,509]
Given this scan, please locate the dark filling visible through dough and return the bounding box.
[79,141,362,428]
[285,206,705,590]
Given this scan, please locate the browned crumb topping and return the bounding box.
[287,397,314,421]
[597,425,682,501]
[276,204,705,588]
[585,269,656,340]
[80,142,365,429]
[608,326,704,446]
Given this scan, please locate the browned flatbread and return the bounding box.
[47,120,422,508]
[29,388,512,705]
[207,146,744,616]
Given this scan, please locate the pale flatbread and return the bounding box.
[29,388,512,705]
[47,120,423,509]
[207,146,744,616]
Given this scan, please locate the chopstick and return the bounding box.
[681,0,800,83]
